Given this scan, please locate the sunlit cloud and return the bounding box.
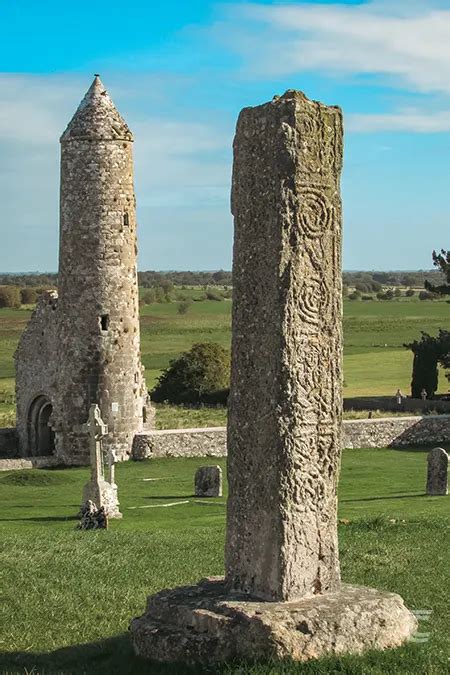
[221,1,450,94]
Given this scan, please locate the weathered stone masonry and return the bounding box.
[129,416,450,460]
[15,291,59,457]
[131,90,416,665]
[14,77,150,464]
[226,90,343,601]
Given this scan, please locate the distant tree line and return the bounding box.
[138,270,232,288]
[0,286,44,308]
[342,269,445,290]
[0,273,57,287]
[0,269,443,290]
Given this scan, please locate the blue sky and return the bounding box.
[1,0,450,271]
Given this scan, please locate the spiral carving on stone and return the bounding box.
[297,277,332,327]
[299,189,333,238]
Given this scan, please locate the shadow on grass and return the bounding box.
[0,515,78,523]
[0,633,209,675]
[0,634,436,675]
[341,493,425,503]
[144,495,195,500]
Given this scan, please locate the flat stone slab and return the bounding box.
[130,577,417,665]
[0,456,60,472]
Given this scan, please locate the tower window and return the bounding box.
[100,314,109,332]
[123,212,129,227]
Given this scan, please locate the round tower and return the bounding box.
[54,75,148,464]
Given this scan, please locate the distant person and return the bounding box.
[420,388,427,400]
[396,389,404,406]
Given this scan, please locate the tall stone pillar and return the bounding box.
[226,90,343,601]
[54,76,150,464]
[130,91,417,665]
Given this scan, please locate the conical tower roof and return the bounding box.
[61,75,133,142]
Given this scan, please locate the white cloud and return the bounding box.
[347,108,450,132]
[224,1,450,94]
[0,74,232,271]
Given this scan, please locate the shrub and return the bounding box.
[355,282,370,293]
[405,288,415,297]
[377,289,394,300]
[206,290,223,301]
[20,288,37,304]
[348,291,361,300]
[151,342,230,404]
[419,290,436,301]
[142,289,156,305]
[177,300,191,315]
[0,286,21,308]
[154,286,169,303]
[419,291,439,300]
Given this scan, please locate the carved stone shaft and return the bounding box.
[426,447,448,496]
[226,90,343,601]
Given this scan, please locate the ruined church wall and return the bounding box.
[14,291,58,456]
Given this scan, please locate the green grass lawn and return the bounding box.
[1,297,449,427]
[0,449,448,673]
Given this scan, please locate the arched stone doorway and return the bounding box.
[27,395,55,456]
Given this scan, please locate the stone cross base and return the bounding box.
[130,577,417,665]
[82,479,122,519]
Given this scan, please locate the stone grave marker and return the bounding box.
[195,465,222,497]
[426,447,448,496]
[81,404,122,519]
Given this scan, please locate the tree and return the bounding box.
[212,270,228,283]
[151,342,230,404]
[406,249,450,396]
[20,288,37,304]
[405,330,450,398]
[0,286,21,308]
[142,289,156,304]
[425,249,450,295]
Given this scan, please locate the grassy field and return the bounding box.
[0,449,449,674]
[0,298,449,428]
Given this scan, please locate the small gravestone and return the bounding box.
[426,447,448,496]
[195,466,222,497]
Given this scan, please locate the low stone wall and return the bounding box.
[0,428,19,458]
[132,428,227,460]
[131,416,450,459]
[2,415,450,468]
[343,415,450,449]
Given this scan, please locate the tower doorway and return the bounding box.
[27,395,55,456]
